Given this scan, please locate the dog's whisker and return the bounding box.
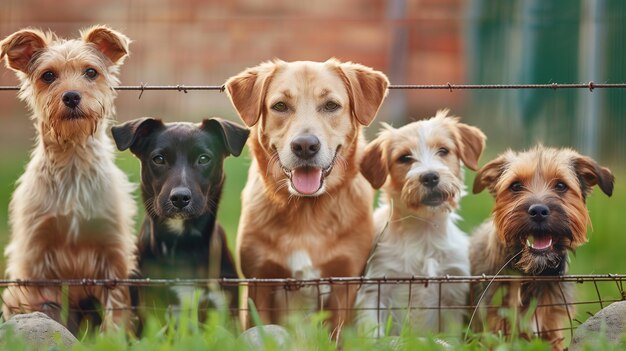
[389,214,437,226]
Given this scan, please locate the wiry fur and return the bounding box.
[225,58,389,336]
[0,26,137,332]
[356,111,486,336]
[470,145,614,350]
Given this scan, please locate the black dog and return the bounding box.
[112,117,248,321]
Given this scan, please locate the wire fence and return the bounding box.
[1,275,624,338]
[1,82,626,94]
[0,81,624,339]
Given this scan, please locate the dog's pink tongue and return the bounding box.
[292,167,322,195]
[530,235,553,250]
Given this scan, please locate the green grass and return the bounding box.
[1,306,624,351]
[0,148,623,349]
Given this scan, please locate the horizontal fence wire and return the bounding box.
[1,274,626,287]
[1,82,626,93]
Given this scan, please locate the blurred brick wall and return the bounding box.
[0,0,465,147]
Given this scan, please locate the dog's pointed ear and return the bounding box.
[0,29,47,73]
[112,117,164,153]
[573,155,615,197]
[82,25,130,65]
[360,136,388,189]
[455,122,486,171]
[335,60,389,126]
[473,155,507,195]
[201,118,250,157]
[225,61,278,127]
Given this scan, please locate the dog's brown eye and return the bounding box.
[437,147,449,156]
[397,154,413,164]
[510,181,523,192]
[271,102,288,112]
[152,155,165,165]
[41,71,56,84]
[84,68,98,79]
[197,155,211,165]
[324,101,340,112]
[555,181,568,192]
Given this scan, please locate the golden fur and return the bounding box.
[470,145,614,350]
[0,26,136,332]
[225,58,388,335]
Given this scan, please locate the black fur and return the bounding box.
[112,117,249,322]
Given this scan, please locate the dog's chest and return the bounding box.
[16,146,127,241]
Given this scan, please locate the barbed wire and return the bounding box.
[0,274,625,287]
[0,82,625,93]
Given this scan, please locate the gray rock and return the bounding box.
[0,312,78,349]
[570,301,626,350]
[239,324,291,349]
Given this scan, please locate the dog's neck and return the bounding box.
[38,119,112,154]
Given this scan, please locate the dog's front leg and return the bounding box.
[354,284,386,337]
[246,283,275,327]
[100,285,132,332]
[320,255,361,339]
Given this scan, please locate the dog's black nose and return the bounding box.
[62,91,81,108]
[170,187,192,209]
[528,204,550,222]
[420,172,440,188]
[291,134,321,160]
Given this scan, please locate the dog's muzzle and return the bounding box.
[282,144,340,196]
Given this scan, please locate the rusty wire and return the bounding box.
[0,82,625,92]
[1,274,626,287]
[0,274,624,338]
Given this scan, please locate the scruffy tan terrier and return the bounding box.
[0,26,136,332]
[470,145,614,350]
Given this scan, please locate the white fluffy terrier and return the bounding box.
[355,110,486,336]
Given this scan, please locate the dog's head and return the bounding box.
[361,110,486,214]
[0,25,130,141]
[225,58,389,197]
[474,145,614,275]
[112,118,249,225]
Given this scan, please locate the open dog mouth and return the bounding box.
[421,191,447,207]
[281,147,340,196]
[524,234,554,252]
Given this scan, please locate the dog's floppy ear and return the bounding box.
[336,60,389,126]
[455,122,486,171]
[82,25,131,65]
[225,61,278,127]
[112,117,164,153]
[573,155,615,197]
[473,155,507,195]
[200,118,250,157]
[0,29,47,73]
[360,136,388,189]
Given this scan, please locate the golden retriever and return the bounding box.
[225,58,389,334]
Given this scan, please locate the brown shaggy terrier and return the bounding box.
[470,145,614,350]
[0,26,136,332]
[225,59,388,335]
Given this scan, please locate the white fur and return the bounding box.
[355,120,471,336]
[355,202,469,336]
[165,219,186,235]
